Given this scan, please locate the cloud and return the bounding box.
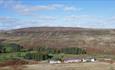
[13,4,78,15]
[13,4,82,14]
[64,15,103,22]
[0,16,23,30]
[0,0,80,15]
[0,16,57,30]
[65,15,95,19]
[0,0,20,8]
[64,6,82,12]
[0,0,3,4]
[12,4,64,14]
[105,16,115,24]
[0,16,18,23]
[28,14,57,20]
[0,0,62,14]
[64,15,115,28]
[1,15,115,30]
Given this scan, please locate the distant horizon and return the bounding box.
[1,26,115,31]
[0,0,115,30]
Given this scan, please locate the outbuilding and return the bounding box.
[64,58,82,63]
[49,60,61,64]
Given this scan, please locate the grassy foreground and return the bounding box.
[0,62,115,70]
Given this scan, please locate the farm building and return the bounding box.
[49,60,61,64]
[64,58,82,63]
[82,58,96,62]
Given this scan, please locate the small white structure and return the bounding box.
[49,60,61,64]
[82,58,96,62]
[91,58,95,62]
[64,58,81,63]
[82,58,87,62]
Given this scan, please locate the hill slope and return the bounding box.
[0,27,115,54]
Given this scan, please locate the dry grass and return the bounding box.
[0,62,115,70]
[1,27,115,54]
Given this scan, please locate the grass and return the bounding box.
[0,51,32,62]
[0,62,115,70]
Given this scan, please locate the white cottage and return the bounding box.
[49,60,61,64]
[91,58,95,62]
[82,58,96,62]
[64,58,82,63]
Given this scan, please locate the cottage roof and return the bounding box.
[64,58,81,61]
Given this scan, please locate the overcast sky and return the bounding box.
[0,0,115,30]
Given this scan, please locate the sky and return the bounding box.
[0,0,115,30]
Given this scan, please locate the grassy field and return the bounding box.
[0,62,115,70]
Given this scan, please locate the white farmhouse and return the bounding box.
[49,60,61,64]
[64,58,81,63]
[82,58,96,62]
[91,58,95,62]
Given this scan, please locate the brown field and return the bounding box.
[0,62,115,70]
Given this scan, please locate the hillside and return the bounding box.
[0,27,115,54]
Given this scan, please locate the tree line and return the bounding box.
[0,43,23,53]
[33,47,86,54]
[0,43,86,61]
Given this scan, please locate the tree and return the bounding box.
[0,43,23,53]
